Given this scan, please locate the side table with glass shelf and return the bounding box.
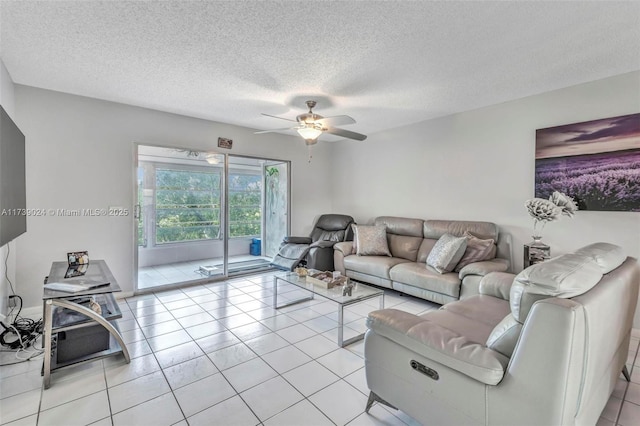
[42,260,130,388]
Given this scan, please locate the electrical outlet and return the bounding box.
[8,296,17,308]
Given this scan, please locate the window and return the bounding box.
[155,168,221,244]
[228,173,262,238]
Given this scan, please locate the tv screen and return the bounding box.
[0,105,26,246]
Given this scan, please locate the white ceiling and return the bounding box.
[1,1,639,141]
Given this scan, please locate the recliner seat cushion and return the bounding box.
[344,255,410,279]
[420,295,510,344]
[441,294,512,329]
[390,262,461,298]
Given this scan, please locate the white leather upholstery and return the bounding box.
[364,243,639,426]
[335,216,512,305]
[575,242,626,274]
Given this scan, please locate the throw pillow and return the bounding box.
[454,231,496,272]
[426,233,467,273]
[354,225,392,256]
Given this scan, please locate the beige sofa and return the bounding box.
[334,216,512,304]
[363,242,639,425]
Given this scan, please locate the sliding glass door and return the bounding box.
[134,145,289,291]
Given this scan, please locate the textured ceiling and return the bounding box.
[1,1,639,141]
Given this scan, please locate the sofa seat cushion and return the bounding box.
[367,308,509,385]
[344,255,410,279]
[440,295,512,331]
[390,262,461,298]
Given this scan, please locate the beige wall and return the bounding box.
[8,71,640,327]
[332,71,640,325]
[13,85,335,310]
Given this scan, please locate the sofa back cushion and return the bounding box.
[575,242,626,274]
[510,253,604,323]
[423,220,499,241]
[374,216,424,261]
[310,214,354,243]
[418,220,500,263]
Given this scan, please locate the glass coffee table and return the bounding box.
[273,272,384,347]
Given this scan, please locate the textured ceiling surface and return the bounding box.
[1,1,639,140]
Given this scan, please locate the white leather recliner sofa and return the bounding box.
[364,243,640,425]
[334,216,512,305]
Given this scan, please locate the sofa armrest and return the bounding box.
[333,241,352,275]
[309,240,336,249]
[367,309,509,385]
[334,241,353,256]
[479,272,516,301]
[458,258,510,279]
[284,236,312,245]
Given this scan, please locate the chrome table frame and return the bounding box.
[273,273,384,347]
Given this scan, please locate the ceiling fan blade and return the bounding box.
[261,113,297,122]
[254,127,295,134]
[324,127,367,141]
[316,115,356,127]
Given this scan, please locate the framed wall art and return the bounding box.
[535,113,640,212]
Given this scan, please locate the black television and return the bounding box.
[0,105,26,246]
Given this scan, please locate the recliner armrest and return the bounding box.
[479,272,516,301]
[310,240,336,249]
[283,236,312,245]
[334,241,353,256]
[458,258,510,279]
[367,309,509,385]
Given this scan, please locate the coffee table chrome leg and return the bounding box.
[272,276,278,308]
[338,304,344,347]
[273,275,314,309]
[379,293,384,309]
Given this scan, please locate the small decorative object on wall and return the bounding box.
[535,113,640,212]
[524,191,577,267]
[217,137,233,149]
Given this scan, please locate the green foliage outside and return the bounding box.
[145,169,262,245]
[228,173,262,238]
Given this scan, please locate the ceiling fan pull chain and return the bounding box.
[308,145,313,163]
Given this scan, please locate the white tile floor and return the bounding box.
[137,255,271,290]
[1,271,639,425]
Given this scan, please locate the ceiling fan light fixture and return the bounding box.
[304,138,318,146]
[297,127,322,140]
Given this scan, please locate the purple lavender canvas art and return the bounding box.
[535,113,640,212]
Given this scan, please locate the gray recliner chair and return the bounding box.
[271,214,355,272]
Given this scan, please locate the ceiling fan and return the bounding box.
[255,100,367,145]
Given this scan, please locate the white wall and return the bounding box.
[0,58,17,320]
[332,71,640,324]
[14,85,335,310]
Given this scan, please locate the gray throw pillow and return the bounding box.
[427,233,467,273]
[454,231,496,272]
[354,225,392,256]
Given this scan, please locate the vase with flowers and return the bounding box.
[524,191,578,266]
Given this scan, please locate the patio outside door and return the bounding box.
[134,145,289,292]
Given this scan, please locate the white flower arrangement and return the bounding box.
[525,191,578,237]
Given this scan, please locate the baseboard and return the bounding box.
[116,291,134,299]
